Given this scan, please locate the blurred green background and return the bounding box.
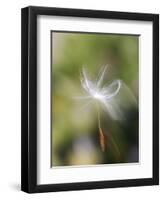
[51,31,139,167]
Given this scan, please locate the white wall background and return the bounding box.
[0,0,161,199]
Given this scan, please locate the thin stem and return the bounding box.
[96,102,101,130]
[95,102,120,157]
[95,102,106,152]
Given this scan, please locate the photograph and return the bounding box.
[51,31,139,167]
[21,6,159,193]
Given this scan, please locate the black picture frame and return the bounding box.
[21,6,159,193]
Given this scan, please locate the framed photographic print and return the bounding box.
[21,6,159,193]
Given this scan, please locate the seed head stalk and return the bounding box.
[95,102,106,152]
[95,102,120,158]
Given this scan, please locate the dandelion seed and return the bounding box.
[74,65,123,152]
[78,65,122,117]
